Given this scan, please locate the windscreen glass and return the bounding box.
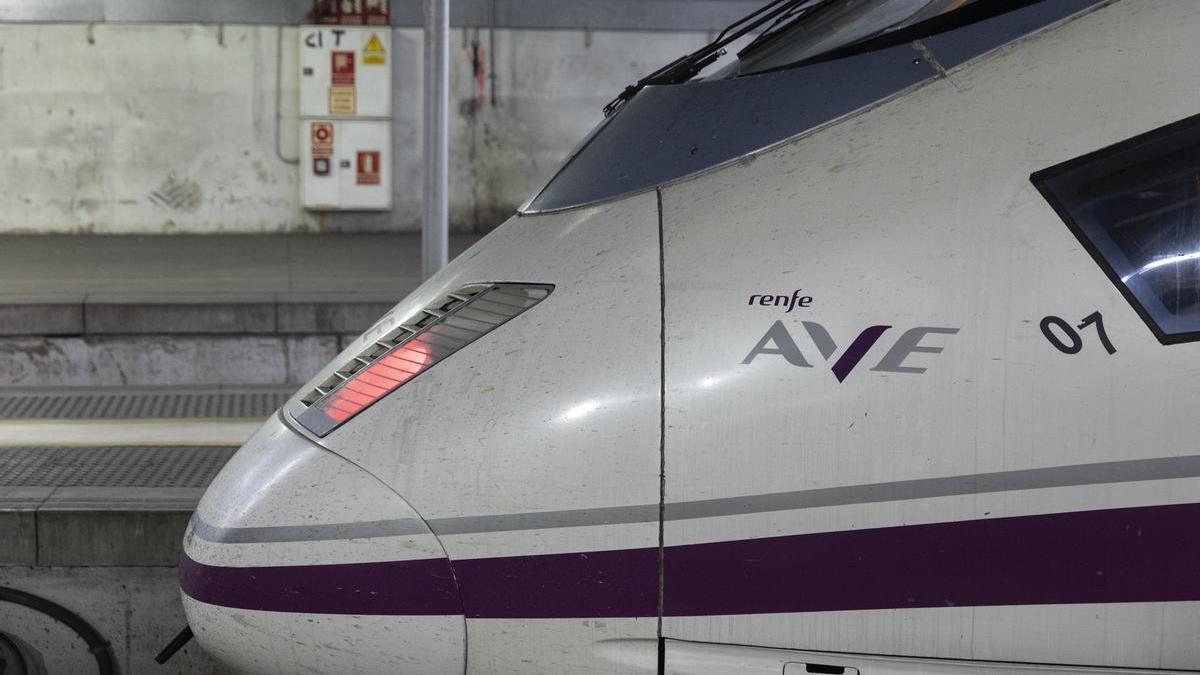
[716,0,984,78]
[522,0,1101,213]
[1033,115,1200,343]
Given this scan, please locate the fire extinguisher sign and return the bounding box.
[357,151,381,185]
[311,122,334,157]
[331,51,355,85]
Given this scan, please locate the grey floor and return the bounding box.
[0,233,482,299]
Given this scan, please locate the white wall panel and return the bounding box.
[0,23,710,233]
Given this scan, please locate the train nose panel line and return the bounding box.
[188,514,430,543]
[180,415,467,673]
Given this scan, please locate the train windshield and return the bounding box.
[601,0,990,115]
[715,0,986,78]
[523,0,1097,213]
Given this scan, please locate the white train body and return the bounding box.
[180,1,1200,672]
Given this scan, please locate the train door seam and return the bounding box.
[656,186,667,675]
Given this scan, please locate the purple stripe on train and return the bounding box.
[664,501,1200,615]
[181,502,1200,618]
[180,556,463,616]
[456,546,659,618]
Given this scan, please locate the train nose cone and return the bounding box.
[180,415,465,675]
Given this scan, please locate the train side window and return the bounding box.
[1032,113,1200,344]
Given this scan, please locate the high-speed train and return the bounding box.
[178,0,1200,673]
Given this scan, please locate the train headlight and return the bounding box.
[295,283,552,436]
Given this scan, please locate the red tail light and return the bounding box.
[295,283,552,436]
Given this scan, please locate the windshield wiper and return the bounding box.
[736,0,833,60]
[602,0,828,117]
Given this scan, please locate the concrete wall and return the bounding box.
[0,23,707,234]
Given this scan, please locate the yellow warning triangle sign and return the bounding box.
[363,33,386,64]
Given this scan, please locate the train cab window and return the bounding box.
[1032,114,1200,344]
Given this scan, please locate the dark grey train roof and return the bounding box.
[521,0,1105,214]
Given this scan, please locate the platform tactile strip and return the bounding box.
[0,390,290,420]
[0,446,236,487]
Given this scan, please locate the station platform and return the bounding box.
[0,386,286,567]
[0,233,481,336]
[0,386,279,672]
[0,233,482,387]
[0,234,489,672]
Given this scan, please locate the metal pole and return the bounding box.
[422,0,450,280]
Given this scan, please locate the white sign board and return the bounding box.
[301,119,391,210]
[298,26,392,119]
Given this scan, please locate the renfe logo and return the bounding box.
[749,289,813,313]
[742,321,958,382]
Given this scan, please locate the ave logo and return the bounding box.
[742,321,958,382]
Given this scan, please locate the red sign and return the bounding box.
[356,150,381,185]
[310,122,334,158]
[312,0,389,26]
[331,51,355,85]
